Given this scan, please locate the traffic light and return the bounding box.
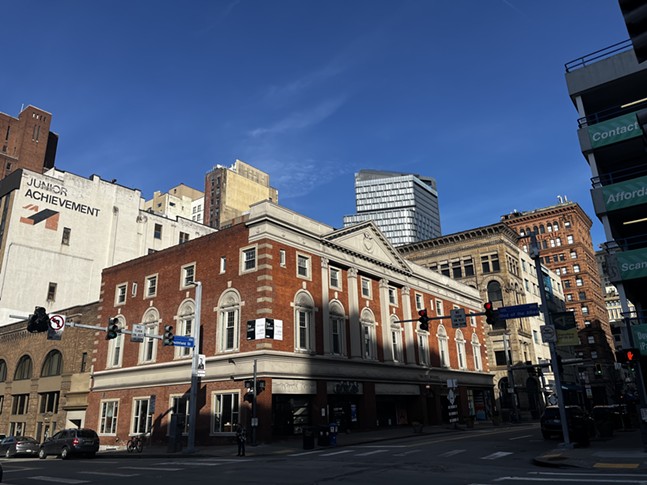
[418,309,431,331]
[106,318,120,340]
[27,306,50,333]
[163,325,174,346]
[618,348,641,365]
[619,0,647,63]
[484,302,497,325]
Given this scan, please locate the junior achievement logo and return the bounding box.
[20,204,60,231]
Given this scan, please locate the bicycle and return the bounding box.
[126,435,144,453]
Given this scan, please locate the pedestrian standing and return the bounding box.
[236,424,246,456]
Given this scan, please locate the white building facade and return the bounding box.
[0,168,215,323]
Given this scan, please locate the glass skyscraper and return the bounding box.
[343,169,441,246]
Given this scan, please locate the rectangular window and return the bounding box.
[573,264,580,273]
[131,398,151,435]
[61,227,71,245]
[182,264,195,287]
[297,310,310,351]
[388,287,397,306]
[329,267,341,290]
[47,282,57,302]
[415,293,423,310]
[494,350,509,366]
[81,352,88,373]
[418,334,429,366]
[464,258,474,277]
[213,392,240,433]
[587,336,595,344]
[363,324,376,360]
[0,396,4,414]
[242,247,256,272]
[297,254,310,278]
[170,396,190,434]
[279,249,286,267]
[440,262,450,277]
[224,310,236,351]
[331,316,343,355]
[39,391,60,414]
[435,299,444,316]
[100,400,118,434]
[154,224,162,239]
[11,394,29,415]
[220,256,226,273]
[179,232,190,244]
[567,235,574,244]
[116,284,127,304]
[451,260,462,278]
[361,278,371,298]
[146,275,157,297]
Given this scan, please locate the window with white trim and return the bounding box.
[437,324,449,367]
[294,291,315,352]
[415,293,423,310]
[388,286,398,306]
[455,329,466,370]
[279,249,286,267]
[220,257,226,274]
[329,302,345,356]
[241,247,256,273]
[131,398,152,435]
[217,290,241,353]
[297,254,311,279]
[169,395,190,435]
[212,392,240,433]
[329,267,342,290]
[145,275,157,298]
[115,284,127,305]
[435,299,444,316]
[181,263,195,288]
[361,277,372,298]
[176,301,195,358]
[139,309,159,364]
[100,400,119,435]
[107,318,125,368]
[418,331,430,366]
[390,320,403,362]
[360,309,377,360]
[471,333,482,371]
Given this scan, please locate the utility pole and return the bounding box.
[186,281,202,454]
[528,232,571,447]
[251,359,258,446]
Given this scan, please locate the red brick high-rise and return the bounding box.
[0,105,58,179]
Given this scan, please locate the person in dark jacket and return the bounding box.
[236,424,246,456]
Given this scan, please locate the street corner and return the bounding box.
[532,451,580,468]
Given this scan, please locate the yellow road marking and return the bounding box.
[594,462,640,469]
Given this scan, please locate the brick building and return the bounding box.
[0,105,57,179]
[87,201,492,447]
[501,202,615,405]
[0,302,98,442]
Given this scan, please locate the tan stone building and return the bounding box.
[203,159,278,229]
[399,223,565,419]
[0,302,98,441]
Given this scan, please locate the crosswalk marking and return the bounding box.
[28,477,90,484]
[481,451,513,460]
[355,449,389,457]
[393,450,422,457]
[79,471,141,477]
[120,466,183,471]
[439,449,466,457]
[320,449,355,457]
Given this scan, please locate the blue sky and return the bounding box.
[2,1,631,248]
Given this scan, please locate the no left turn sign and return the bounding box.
[48,314,65,341]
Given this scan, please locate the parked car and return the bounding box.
[0,436,39,458]
[540,405,595,444]
[39,428,100,459]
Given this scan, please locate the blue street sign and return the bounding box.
[173,335,195,348]
[496,303,540,320]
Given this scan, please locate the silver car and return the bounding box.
[0,436,40,458]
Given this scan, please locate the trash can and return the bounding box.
[302,426,315,450]
[317,426,330,446]
[329,423,338,446]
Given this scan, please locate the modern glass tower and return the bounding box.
[343,169,441,246]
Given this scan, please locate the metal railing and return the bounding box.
[565,39,633,73]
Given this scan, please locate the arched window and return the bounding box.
[437,325,449,367]
[294,291,315,352]
[329,301,345,356]
[15,355,33,380]
[455,329,466,369]
[217,289,241,353]
[41,350,62,377]
[487,280,503,304]
[360,308,377,360]
[471,333,482,371]
[176,300,195,358]
[0,360,6,382]
[139,308,159,364]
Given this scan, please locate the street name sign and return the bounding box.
[173,335,195,348]
[496,303,540,320]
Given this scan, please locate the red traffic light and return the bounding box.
[484,302,497,325]
[418,309,430,331]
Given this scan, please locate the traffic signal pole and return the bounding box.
[528,232,572,448]
[186,281,202,454]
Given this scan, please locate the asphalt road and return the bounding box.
[1,425,646,484]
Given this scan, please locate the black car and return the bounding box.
[540,405,595,444]
[39,428,100,459]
